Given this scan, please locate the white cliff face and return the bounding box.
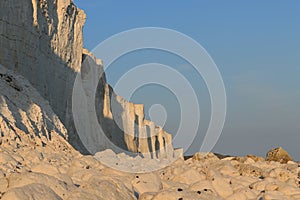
[75,50,174,158]
[0,64,72,151]
[0,0,87,151]
[1,2,300,200]
[0,0,175,158]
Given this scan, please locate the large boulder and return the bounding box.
[266,147,293,164]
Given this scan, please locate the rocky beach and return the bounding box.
[0,0,299,199]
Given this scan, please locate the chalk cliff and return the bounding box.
[0,0,86,152]
[0,0,174,157]
[76,50,174,157]
[0,2,300,200]
[0,64,74,154]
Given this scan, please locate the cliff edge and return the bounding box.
[0,0,174,158]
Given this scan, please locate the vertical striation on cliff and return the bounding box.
[0,0,175,158]
[0,0,87,152]
[76,50,174,157]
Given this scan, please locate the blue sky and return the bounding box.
[74,1,300,159]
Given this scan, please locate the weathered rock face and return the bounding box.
[0,0,85,109]
[74,50,174,157]
[0,0,87,152]
[0,0,174,157]
[0,64,74,154]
